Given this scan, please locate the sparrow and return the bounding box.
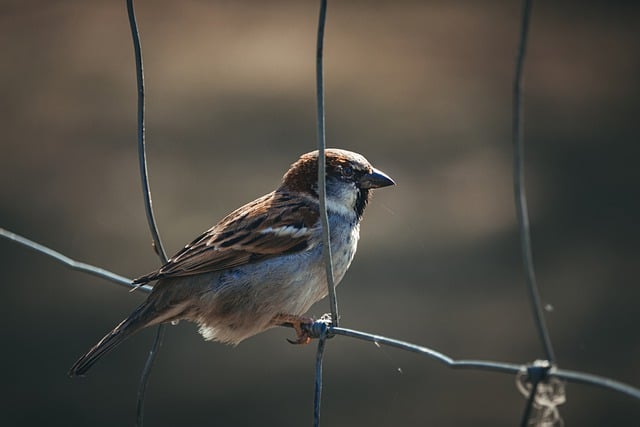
[69,148,394,376]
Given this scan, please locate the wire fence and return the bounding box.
[2,1,639,426]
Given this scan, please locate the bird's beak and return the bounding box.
[359,167,395,189]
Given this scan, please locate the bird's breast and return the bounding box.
[327,218,360,285]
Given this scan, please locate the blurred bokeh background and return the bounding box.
[2,0,639,425]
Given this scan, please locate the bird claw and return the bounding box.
[274,313,334,344]
[286,334,312,345]
[289,313,334,344]
[272,314,314,345]
[287,317,314,345]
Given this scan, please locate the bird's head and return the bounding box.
[281,148,395,220]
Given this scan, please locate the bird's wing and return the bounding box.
[133,192,319,284]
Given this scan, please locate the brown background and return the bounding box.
[1,1,639,426]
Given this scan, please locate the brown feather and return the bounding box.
[133,191,319,284]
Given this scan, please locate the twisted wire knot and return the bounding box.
[302,313,334,340]
[517,360,566,426]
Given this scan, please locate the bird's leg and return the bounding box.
[272,313,314,345]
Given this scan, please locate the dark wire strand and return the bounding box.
[2,228,640,405]
[313,330,328,427]
[520,380,540,427]
[0,227,151,293]
[125,0,166,262]
[512,0,555,364]
[331,327,521,374]
[313,2,332,426]
[551,369,640,400]
[512,1,558,424]
[125,1,169,426]
[315,0,338,328]
[329,326,640,400]
[136,324,165,425]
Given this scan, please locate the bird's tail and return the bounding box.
[69,301,156,377]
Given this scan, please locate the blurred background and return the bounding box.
[1,0,639,425]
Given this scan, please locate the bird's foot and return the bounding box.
[272,313,314,345]
[273,313,335,344]
[303,313,333,339]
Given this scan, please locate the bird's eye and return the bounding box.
[342,166,354,178]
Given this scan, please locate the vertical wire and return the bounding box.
[513,0,557,423]
[315,0,339,327]
[313,1,332,426]
[125,1,169,425]
[126,1,167,262]
[136,325,166,426]
[520,380,540,427]
[512,0,555,363]
[313,333,328,427]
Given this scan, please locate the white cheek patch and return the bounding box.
[260,225,309,238]
[325,197,355,218]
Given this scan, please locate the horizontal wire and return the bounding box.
[0,227,151,294]
[551,369,640,400]
[331,326,640,400]
[331,327,522,374]
[3,226,640,401]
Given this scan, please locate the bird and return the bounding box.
[69,148,394,377]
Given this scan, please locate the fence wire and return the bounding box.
[125,1,169,424]
[313,1,333,425]
[511,0,556,366]
[2,226,640,411]
[1,0,639,426]
[510,0,559,424]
